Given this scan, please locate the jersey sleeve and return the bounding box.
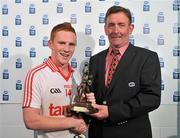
[22,69,42,109]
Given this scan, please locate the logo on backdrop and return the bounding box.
[29,4,35,14]
[2,48,9,58]
[2,4,8,14]
[157,34,164,45]
[2,26,8,36]
[99,35,106,46]
[143,23,150,34]
[173,91,180,102]
[70,14,77,24]
[85,2,91,13]
[42,14,49,25]
[3,69,9,79]
[15,15,21,25]
[29,25,36,36]
[2,91,9,101]
[143,1,150,11]
[85,24,92,35]
[16,80,22,90]
[15,0,21,3]
[99,13,105,23]
[157,12,164,23]
[42,0,48,3]
[161,80,164,91]
[85,46,92,57]
[71,58,77,68]
[43,36,48,47]
[173,46,180,56]
[30,48,36,58]
[129,35,135,45]
[16,58,22,69]
[173,23,180,34]
[159,57,164,68]
[173,0,180,11]
[173,68,179,79]
[57,3,63,13]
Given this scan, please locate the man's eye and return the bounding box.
[108,24,114,28]
[119,24,125,27]
[69,43,76,46]
[59,42,65,45]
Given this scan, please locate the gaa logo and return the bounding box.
[50,88,62,94]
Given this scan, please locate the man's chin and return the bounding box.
[111,39,121,44]
[58,59,69,66]
[111,43,121,48]
[61,60,69,65]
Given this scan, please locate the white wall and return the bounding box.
[0,104,33,138]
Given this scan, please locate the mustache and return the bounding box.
[110,33,121,38]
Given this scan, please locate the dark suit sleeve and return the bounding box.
[89,56,98,93]
[108,52,161,123]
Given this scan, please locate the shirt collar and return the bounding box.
[108,43,129,56]
[45,57,74,73]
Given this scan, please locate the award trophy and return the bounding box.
[70,62,98,114]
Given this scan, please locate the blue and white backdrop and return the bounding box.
[0,0,179,105]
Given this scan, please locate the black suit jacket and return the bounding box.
[88,44,161,138]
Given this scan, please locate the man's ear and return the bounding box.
[129,24,134,34]
[48,40,53,49]
[104,24,108,35]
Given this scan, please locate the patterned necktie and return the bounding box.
[107,49,120,86]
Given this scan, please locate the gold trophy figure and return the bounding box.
[70,62,98,114]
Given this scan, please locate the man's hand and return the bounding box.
[89,104,109,120]
[69,116,88,135]
[86,93,96,104]
[86,92,109,120]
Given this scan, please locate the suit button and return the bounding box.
[117,121,128,125]
[103,101,107,105]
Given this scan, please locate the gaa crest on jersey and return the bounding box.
[50,88,62,94]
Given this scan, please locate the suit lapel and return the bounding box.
[106,44,136,95]
[99,50,107,94]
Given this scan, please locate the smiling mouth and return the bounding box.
[59,53,70,59]
[111,37,121,40]
[111,35,121,38]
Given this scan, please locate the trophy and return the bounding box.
[70,62,98,114]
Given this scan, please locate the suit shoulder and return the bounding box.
[91,49,107,59]
[132,46,158,55]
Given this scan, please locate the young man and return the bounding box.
[22,22,87,138]
[88,6,161,138]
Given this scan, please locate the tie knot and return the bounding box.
[112,48,120,56]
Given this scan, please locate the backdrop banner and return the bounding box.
[0,0,179,104]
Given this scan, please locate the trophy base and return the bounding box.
[70,102,98,114]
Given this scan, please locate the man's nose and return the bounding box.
[63,44,71,51]
[113,25,119,33]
